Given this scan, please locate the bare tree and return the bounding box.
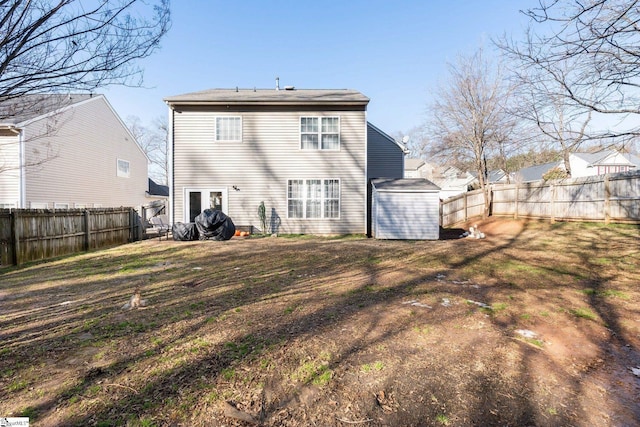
[0,0,170,111]
[506,55,593,177]
[428,49,515,217]
[126,115,168,184]
[500,0,640,144]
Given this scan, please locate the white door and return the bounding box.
[184,188,228,222]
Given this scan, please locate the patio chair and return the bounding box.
[150,215,171,240]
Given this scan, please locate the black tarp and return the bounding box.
[172,222,199,241]
[194,209,236,241]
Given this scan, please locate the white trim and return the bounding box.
[19,128,26,208]
[168,106,174,225]
[30,202,48,208]
[183,187,229,223]
[54,202,69,209]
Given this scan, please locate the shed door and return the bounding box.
[375,191,439,240]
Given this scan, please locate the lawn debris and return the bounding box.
[460,224,486,239]
[631,367,640,377]
[515,329,538,339]
[441,298,452,307]
[466,300,492,309]
[402,300,432,309]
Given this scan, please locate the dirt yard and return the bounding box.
[1,218,639,426]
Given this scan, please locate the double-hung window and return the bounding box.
[300,117,339,150]
[215,116,242,142]
[287,179,340,219]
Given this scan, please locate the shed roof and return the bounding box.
[164,88,370,106]
[372,178,440,192]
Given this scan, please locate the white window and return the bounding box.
[54,203,69,209]
[0,203,16,209]
[30,202,48,209]
[117,159,130,178]
[287,179,340,219]
[215,116,242,142]
[300,117,340,150]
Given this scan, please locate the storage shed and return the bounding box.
[371,178,441,240]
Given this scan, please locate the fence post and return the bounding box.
[604,175,611,224]
[513,183,520,219]
[549,184,556,224]
[11,210,20,266]
[463,193,468,222]
[84,210,90,251]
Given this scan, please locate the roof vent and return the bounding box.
[275,77,280,91]
[284,86,295,91]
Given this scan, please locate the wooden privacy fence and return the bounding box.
[441,171,640,227]
[0,207,141,267]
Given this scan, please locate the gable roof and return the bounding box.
[367,122,408,153]
[164,88,370,106]
[573,149,640,167]
[0,94,96,125]
[516,161,563,182]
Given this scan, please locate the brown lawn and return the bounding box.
[0,218,639,426]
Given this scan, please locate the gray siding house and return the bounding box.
[0,94,149,209]
[164,88,405,235]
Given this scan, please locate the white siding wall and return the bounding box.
[172,108,367,234]
[0,132,20,206]
[22,96,148,209]
[373,190,440,240]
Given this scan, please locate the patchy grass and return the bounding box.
[0,219,638,426]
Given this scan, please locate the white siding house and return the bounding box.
[165,88,404,235]
[0,94,149,209]
[371,178,441,240]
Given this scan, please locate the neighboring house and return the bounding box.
[144,177,170,221]
[404,158,435,180]
[164,87,405,235]
[0,94,149,209]
[515,149,640,182]
[432,166,478,199]
[570,150,639,177]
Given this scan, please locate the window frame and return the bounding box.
[287,178,340,219]
[214,116,243,142]
[299,116,340,150]
[117,158,130,178]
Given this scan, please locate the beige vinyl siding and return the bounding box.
[22,96,148,209]
[173,109,367,234]
[0,132,21,206]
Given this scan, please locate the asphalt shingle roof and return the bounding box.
[164,88,370,105]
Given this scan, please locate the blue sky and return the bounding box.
[105,1,538,136]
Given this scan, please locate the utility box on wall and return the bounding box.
[371,178,441,240]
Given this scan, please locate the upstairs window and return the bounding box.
[117,159,130,178]
[300,117,340,150]
[215,116,242,142]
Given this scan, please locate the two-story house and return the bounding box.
[164,87,405,235]
[0,94,149,210]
